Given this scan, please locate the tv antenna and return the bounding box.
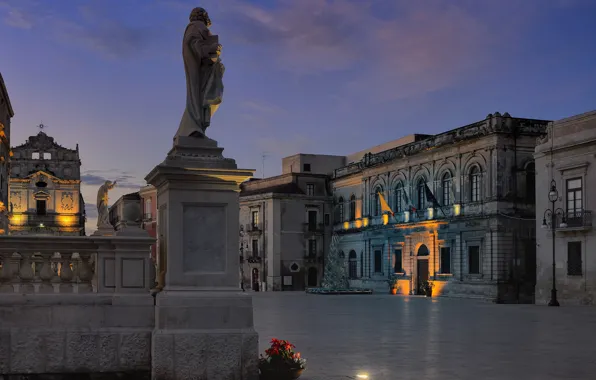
[261,152,269,179]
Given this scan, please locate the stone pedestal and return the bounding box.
[92,225,116,236]
[146,136,257,380]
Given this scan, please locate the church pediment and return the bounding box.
[33,190,51,199]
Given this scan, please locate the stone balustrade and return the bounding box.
[0,229,156,377]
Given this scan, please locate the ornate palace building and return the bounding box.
[332,113,548,302]
[238,154,340,291]
[535,110,596,305]
[0,73,14,234]
[8,129,85,235]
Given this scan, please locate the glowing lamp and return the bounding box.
[355,219,363,228]
[39,223,45,228]
[343,221,350,230]
[404,211,410,223]
[541,218,548,229]
[382,214,389,225]
[362,217,369,227]
[453,204,461,216]
[356,374,369,379]
[427,207,434,220]
[559,217,568,228]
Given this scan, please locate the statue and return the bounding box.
[96,180,117,229]
[175,7,225,139]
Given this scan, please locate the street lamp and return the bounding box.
[239,228,246,292]
[541,179,567,307]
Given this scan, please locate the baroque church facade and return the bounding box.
[332,113,548,302]
[0,73,14,234]
[8,129,85,236]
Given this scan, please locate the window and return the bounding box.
[442,173,451,206]
[393,249,403,273]
[374,250,382,273]
[526,163,535,202]
[32,152,40,159]
[470,166,481,202]
[417,180,426,210]
[251,210,259,227]
[349,195,356,220]
[440,247,451,274]
[373,187,382,216]
[307,210,317,231]
[567,241,582,276]
[303,163,311,172]
[468,245,480,274]
[43,152,51,160]
[324,213,330,226]
[337,197,344,222]
[36,199,47,215]
[251,239,259,257]
[308,239,317,256]
[306,183,315,196]
[349,251,357,279]
[566,178,582,217]
[394,184,403,213]
[145,198,152,219]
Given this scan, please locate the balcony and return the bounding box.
[303,222,324,235]
[247,256,262,264]
[246,223,262,235]
[556,210,592,231]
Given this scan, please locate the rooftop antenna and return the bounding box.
[261,152,269,179]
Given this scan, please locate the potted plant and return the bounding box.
[259,338,306,380]
[387,274,399,295]
[423,281,434,297]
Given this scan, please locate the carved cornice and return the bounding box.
[333,115,549,180]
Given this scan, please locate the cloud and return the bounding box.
[0,0,154,59]
[84,203,98,218]
[219,0,506,100]
[81,170,143,190]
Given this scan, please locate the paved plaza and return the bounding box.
[253,292,596,380]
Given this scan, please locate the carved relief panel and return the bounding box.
[61,191,75,212]
[9,190,24,212]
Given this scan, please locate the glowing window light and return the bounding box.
[356,373,369,379]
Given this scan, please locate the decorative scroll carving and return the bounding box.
[61,192,75,211]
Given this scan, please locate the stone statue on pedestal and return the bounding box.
[175,7,225,139]
[96,180,117,229]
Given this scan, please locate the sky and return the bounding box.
[1,0,596,233]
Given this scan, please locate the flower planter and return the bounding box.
[260,367,304,380]
[390,288,397,295]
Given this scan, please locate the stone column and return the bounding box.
[146,136,258,380]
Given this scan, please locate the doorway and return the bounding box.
[417,260,429,294]
[307,267,318,287]
[251,268,260,291]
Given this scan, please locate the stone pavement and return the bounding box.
[253,292,596,380]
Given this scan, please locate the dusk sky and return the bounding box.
[1,0,596,232]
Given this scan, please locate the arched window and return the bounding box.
[348,250,357,279]
[417,179,426,211]
[394,183,403,213]
[441,172,451,206]
[470,166,481,202]
[525,162,535,202]
[373,187,383,216]
[349,195,356,221]
[337,197,344,222]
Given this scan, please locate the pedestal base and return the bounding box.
[151,291,258,380]
[92,225,115,236]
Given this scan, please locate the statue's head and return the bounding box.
[189,7,211,27]
[104,180,113,187]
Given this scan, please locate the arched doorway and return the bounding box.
[251,268,260,291]
[307,267,318,287]
[348,250,357,279]
[416,244,430,294]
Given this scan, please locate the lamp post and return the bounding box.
[541,179,567,307]
[239,228,246,292]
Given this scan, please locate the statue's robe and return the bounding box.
[175,21,224,138]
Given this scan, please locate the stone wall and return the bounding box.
[0,294,153,376]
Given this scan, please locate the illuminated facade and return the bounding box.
[9,130,85,235]
[332,113,548,302]
[239,164,335,291]
[0,72,14,234]
[535,110,596,305]
[108,191,142,230]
